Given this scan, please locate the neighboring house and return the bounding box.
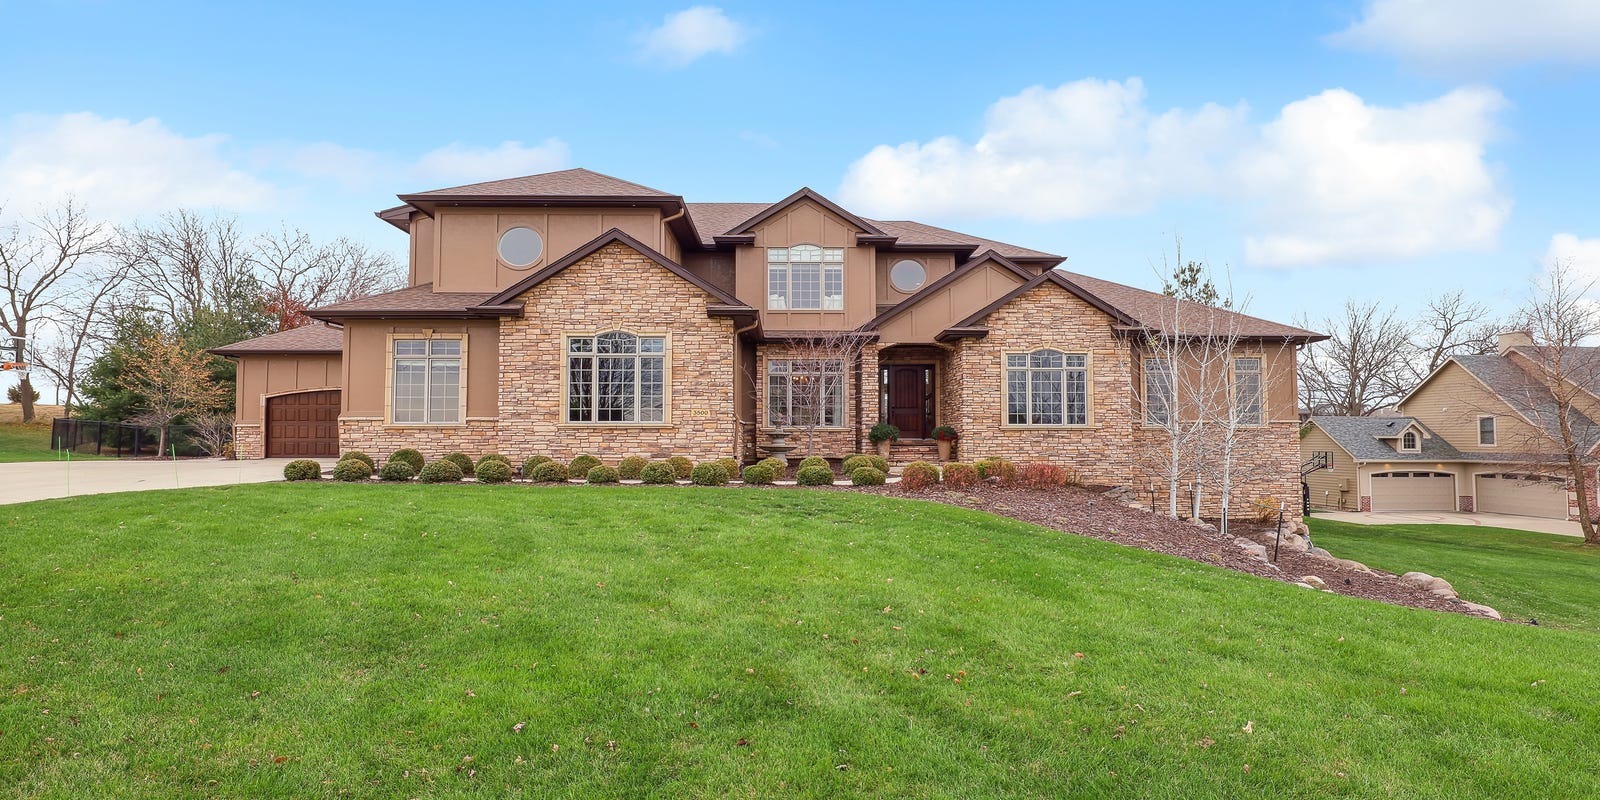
[212,168,1319,510]
[1303,332,1600,520]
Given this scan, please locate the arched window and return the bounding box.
[1401,430,1418,451]
[767,244,844,310]
[1005,348,1088,426]
[566,332,667,423]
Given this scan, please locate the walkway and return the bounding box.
[1312,510,1583,537]
[0,458,294,505]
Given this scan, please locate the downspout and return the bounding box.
[732,318,760,460]
[854,348,864,455]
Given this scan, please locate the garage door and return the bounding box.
[266,390,341,458]
[1475,473,1569,519]
[1370,471,1456,512]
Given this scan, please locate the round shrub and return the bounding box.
[587,465,620,484]
[842,454,889,474]
[418,460,464,484]
[666,456,695,480]
[942,462,978,489]
[757,456,787,475]
[741,462,777,485]
[475,459,513,484]
[443,452,475,476]
[975,457,1018,484]
[521,455,552,476]
[378,461,416,481]
[639,461,678,485]
[283,459,321,481]
[798,455,830,472]
[339,451,375,470]
[568,454,602,476]
[900,461,941,491]
[713,458,740,479]
[691,462,729,486]
[331,458,372,482]
[389,448,425,473]
[476,453,511,472]
[617,456,649,480]
[796,465,835,486]
[527,461,571,483]
[850,466,887,486]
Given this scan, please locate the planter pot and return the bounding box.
[875,440,892,458]
[936,439,952,462]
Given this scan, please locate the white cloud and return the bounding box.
[1545,234,1600,290]
[839,80,1510,267]
[638,6,747,67]
[0,112,275,218]
[1328,0,1600,71]
[409,139,570,187]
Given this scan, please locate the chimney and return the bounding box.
[1497,330,1533,354]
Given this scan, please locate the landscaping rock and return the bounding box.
[1278,533,1311,554]
[1429,587,1459,599]
[1293,582,1317,590]
[1336,558,1376,575]
[1302,575,1328,591]
[1459,602,1503,620]
[1188,517,1217,532]
[1400,572,1436,589]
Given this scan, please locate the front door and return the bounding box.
[885,365,933,438]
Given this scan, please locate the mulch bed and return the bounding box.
[853,482,1483,619]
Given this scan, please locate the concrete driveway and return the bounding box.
[1311,510,1582,537]
[0,458,296,505]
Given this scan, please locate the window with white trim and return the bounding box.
[393,338,462,424]
[1479,416,1496,445]
[1401,430,1419,451]
[1143,357,1174,426]
[567,332,666,423]
[1233,357,1263,425]
[1006,349,1087,426]
[767,359,845,427]
[767,245,844,310]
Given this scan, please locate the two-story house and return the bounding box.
[1302,332,1600,520]
[213,168,1319,509]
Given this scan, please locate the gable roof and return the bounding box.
[865,250,1033,330]
[403,168,675,200]
[1058,271,1324,341]
[207,323,344,356]
[939,270,1140,339]
[479,228,751,313]
[722,187,887,237]
[1308,416,1463,462]
[1446,354,1598,439]
[680,203,1059,261]
[308,284,507,321]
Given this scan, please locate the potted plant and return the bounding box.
[930,425,958,461]
[868,422,900,458]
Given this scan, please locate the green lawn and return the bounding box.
[0,421,108,463]
[3,486,1598,799]
[1309,517,1600,632]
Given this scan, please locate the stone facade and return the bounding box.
[234,423,263,460]
[339,417,501,462]
[754,341,864,459]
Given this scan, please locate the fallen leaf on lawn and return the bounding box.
[736,739,749,747]
[512,722,525,733]
[1198,737,1215,748]
[1241,721,1253,734]
[273,756,288,764]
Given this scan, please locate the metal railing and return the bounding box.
[49,418,227,458]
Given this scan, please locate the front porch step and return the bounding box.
[886,440,945,464]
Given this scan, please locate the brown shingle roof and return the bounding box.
[1058,270,1325,341]
[682,202,1060,261]
[308,284,503,320]
[208,324,343,356]
[405,168,675,199]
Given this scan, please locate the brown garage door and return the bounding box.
[266,390,341,458]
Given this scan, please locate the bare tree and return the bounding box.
[764,330,872,456]
[1297,300,1414,416]
[0,200,111,421]
[32,257,131,413]
[119,210,259,324]
[1137,301,1214,518]
[256,228,401,330]
[114,332,230,454]
[1410,290,1499,381]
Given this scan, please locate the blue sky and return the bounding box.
[4,0,1600,326]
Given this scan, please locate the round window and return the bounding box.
[497,226,544,268]
[889,259,927,292]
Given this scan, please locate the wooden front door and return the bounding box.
[266,390,341,458]
[884,365,933,439]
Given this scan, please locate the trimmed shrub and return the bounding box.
[617,456,650,480]
[842,454,889,474]
[639,461,677,485]
[443,452,475,476]
[569,454,602,476]
[868,422,900,443]
[283,459,321,481]
[587,465,621,484]
[330,458,372,482]
[527,461,571,483]
[666,456,695,480]
[942,462,978,489]
[691,463,730,486]
[1017,462,1069,490]
[339,451,375,470]
[796,465,835,486]
[900,461,941,491]
[850,466,887,486]
[741,462,777,485]
[476,453,511,473]
[418,460,464,484]
[975,457,1018,484]
[475,459,513,484]
[389,448,425,473]
[378,461,416,481]
[798,455,830,472]
[713,458,740,480]
[757,456,787,475]
[521,455,552,476]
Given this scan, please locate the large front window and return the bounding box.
[1006,349,1087,426]
[567,332,666,423]
[1144,357,1174,426]
[393,338,462,424]
[768,245,844,310]
[767,359,845,427]
[1233,357,1263,426]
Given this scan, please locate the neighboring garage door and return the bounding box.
[1370,471,1457,512]
[1475,473,1569,519]
[266,390,341,458]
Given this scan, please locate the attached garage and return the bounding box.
[1475,473,1569,519]
[1370,471,1457,512]
[266,390,341,458]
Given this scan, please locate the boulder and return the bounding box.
[1293,582,1317,590]
[1278,534,1311,554]
[1459,602,1503,620]
[1301,575,1328,591]
[1306,547,1334,560]
[1428,587,1459,599]
[1336,558,1376,575]
[1427,577,1454,594]
[1399,572,1436,589]
[1239,542,1268,559]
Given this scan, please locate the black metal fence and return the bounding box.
[49,418,227,458]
